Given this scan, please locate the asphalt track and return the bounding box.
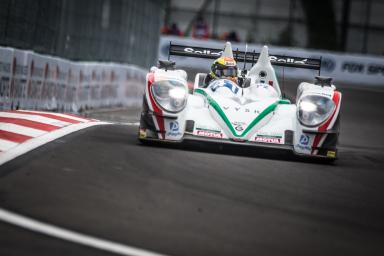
[1,82,384,256]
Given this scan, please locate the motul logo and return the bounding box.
[197,130,222,138]
[255,136,282,144]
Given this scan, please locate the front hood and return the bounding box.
[195,88,289,140]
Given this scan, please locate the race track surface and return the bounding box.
[1,83,384,256]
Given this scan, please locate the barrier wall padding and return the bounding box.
[0,47,146,112]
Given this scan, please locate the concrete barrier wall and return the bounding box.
[0,46,146,112]
[159,36,384,86]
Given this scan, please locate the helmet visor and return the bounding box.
[214,66,237,77]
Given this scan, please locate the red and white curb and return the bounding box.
[0,110,167,256]
[0,110,110,166]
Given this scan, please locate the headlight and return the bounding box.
[151,80,187,112]
[297,95,335,127]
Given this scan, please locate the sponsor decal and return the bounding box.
[235,126,243,131]
[296,143,311,151]
[341,62,384,76]
[180,46,310,66]
[196,130,223,138]
[321,57,336,72]
[170,121,179,131]
[327,150,336,158]
[210,80,239,94]
[255,83,269,89]
[312,92,332,97]
[222,57,236,65]
[167,121,182,137]
[255,136,282,144]
[342,62,364,73]
[296,134,311,150]
[139,128,146,139]
[269,56,308,65]
[183,47,222,57]
[299,134,309,145]
[232,121,245,132]
[222,105,260,114]
[368,64,384,75]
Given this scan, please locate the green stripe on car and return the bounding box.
[195,88,290,138]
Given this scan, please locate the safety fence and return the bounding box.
[0,46,146,112]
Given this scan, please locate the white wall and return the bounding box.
[0,46,146,112]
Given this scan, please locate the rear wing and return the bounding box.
[168,43,322,71]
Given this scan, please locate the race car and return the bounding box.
[138,42,342,160]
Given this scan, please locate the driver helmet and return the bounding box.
[210,57,238,84]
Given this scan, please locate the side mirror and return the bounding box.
[158,60,176,71]
[314,76,332,87]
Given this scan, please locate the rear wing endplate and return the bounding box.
[168,43,321,71]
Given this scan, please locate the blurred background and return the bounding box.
[163,0,384,55]
[0,0,383,70]
[0,0,163,68]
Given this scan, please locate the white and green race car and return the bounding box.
[138,42,342,160]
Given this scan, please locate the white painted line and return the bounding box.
[119,122,140,126]
[16,110,92,123]
[0,121,111,166]
[0,112,70,127]
[0,122,47,137]
[0,139,18,151]
[0,208,168,256]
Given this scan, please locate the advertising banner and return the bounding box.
[26,52,46,109]
[89,63,102,109]
[66,63,81,112]
[0,47,13,110]
[10,49,29,109]
[0,46,146,112]
[56,58,70,112]
[124,65,146,107]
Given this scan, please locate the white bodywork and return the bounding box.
[140,43,342,159]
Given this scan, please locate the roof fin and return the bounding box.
[221,41,234,58]
[257,45,270,65]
